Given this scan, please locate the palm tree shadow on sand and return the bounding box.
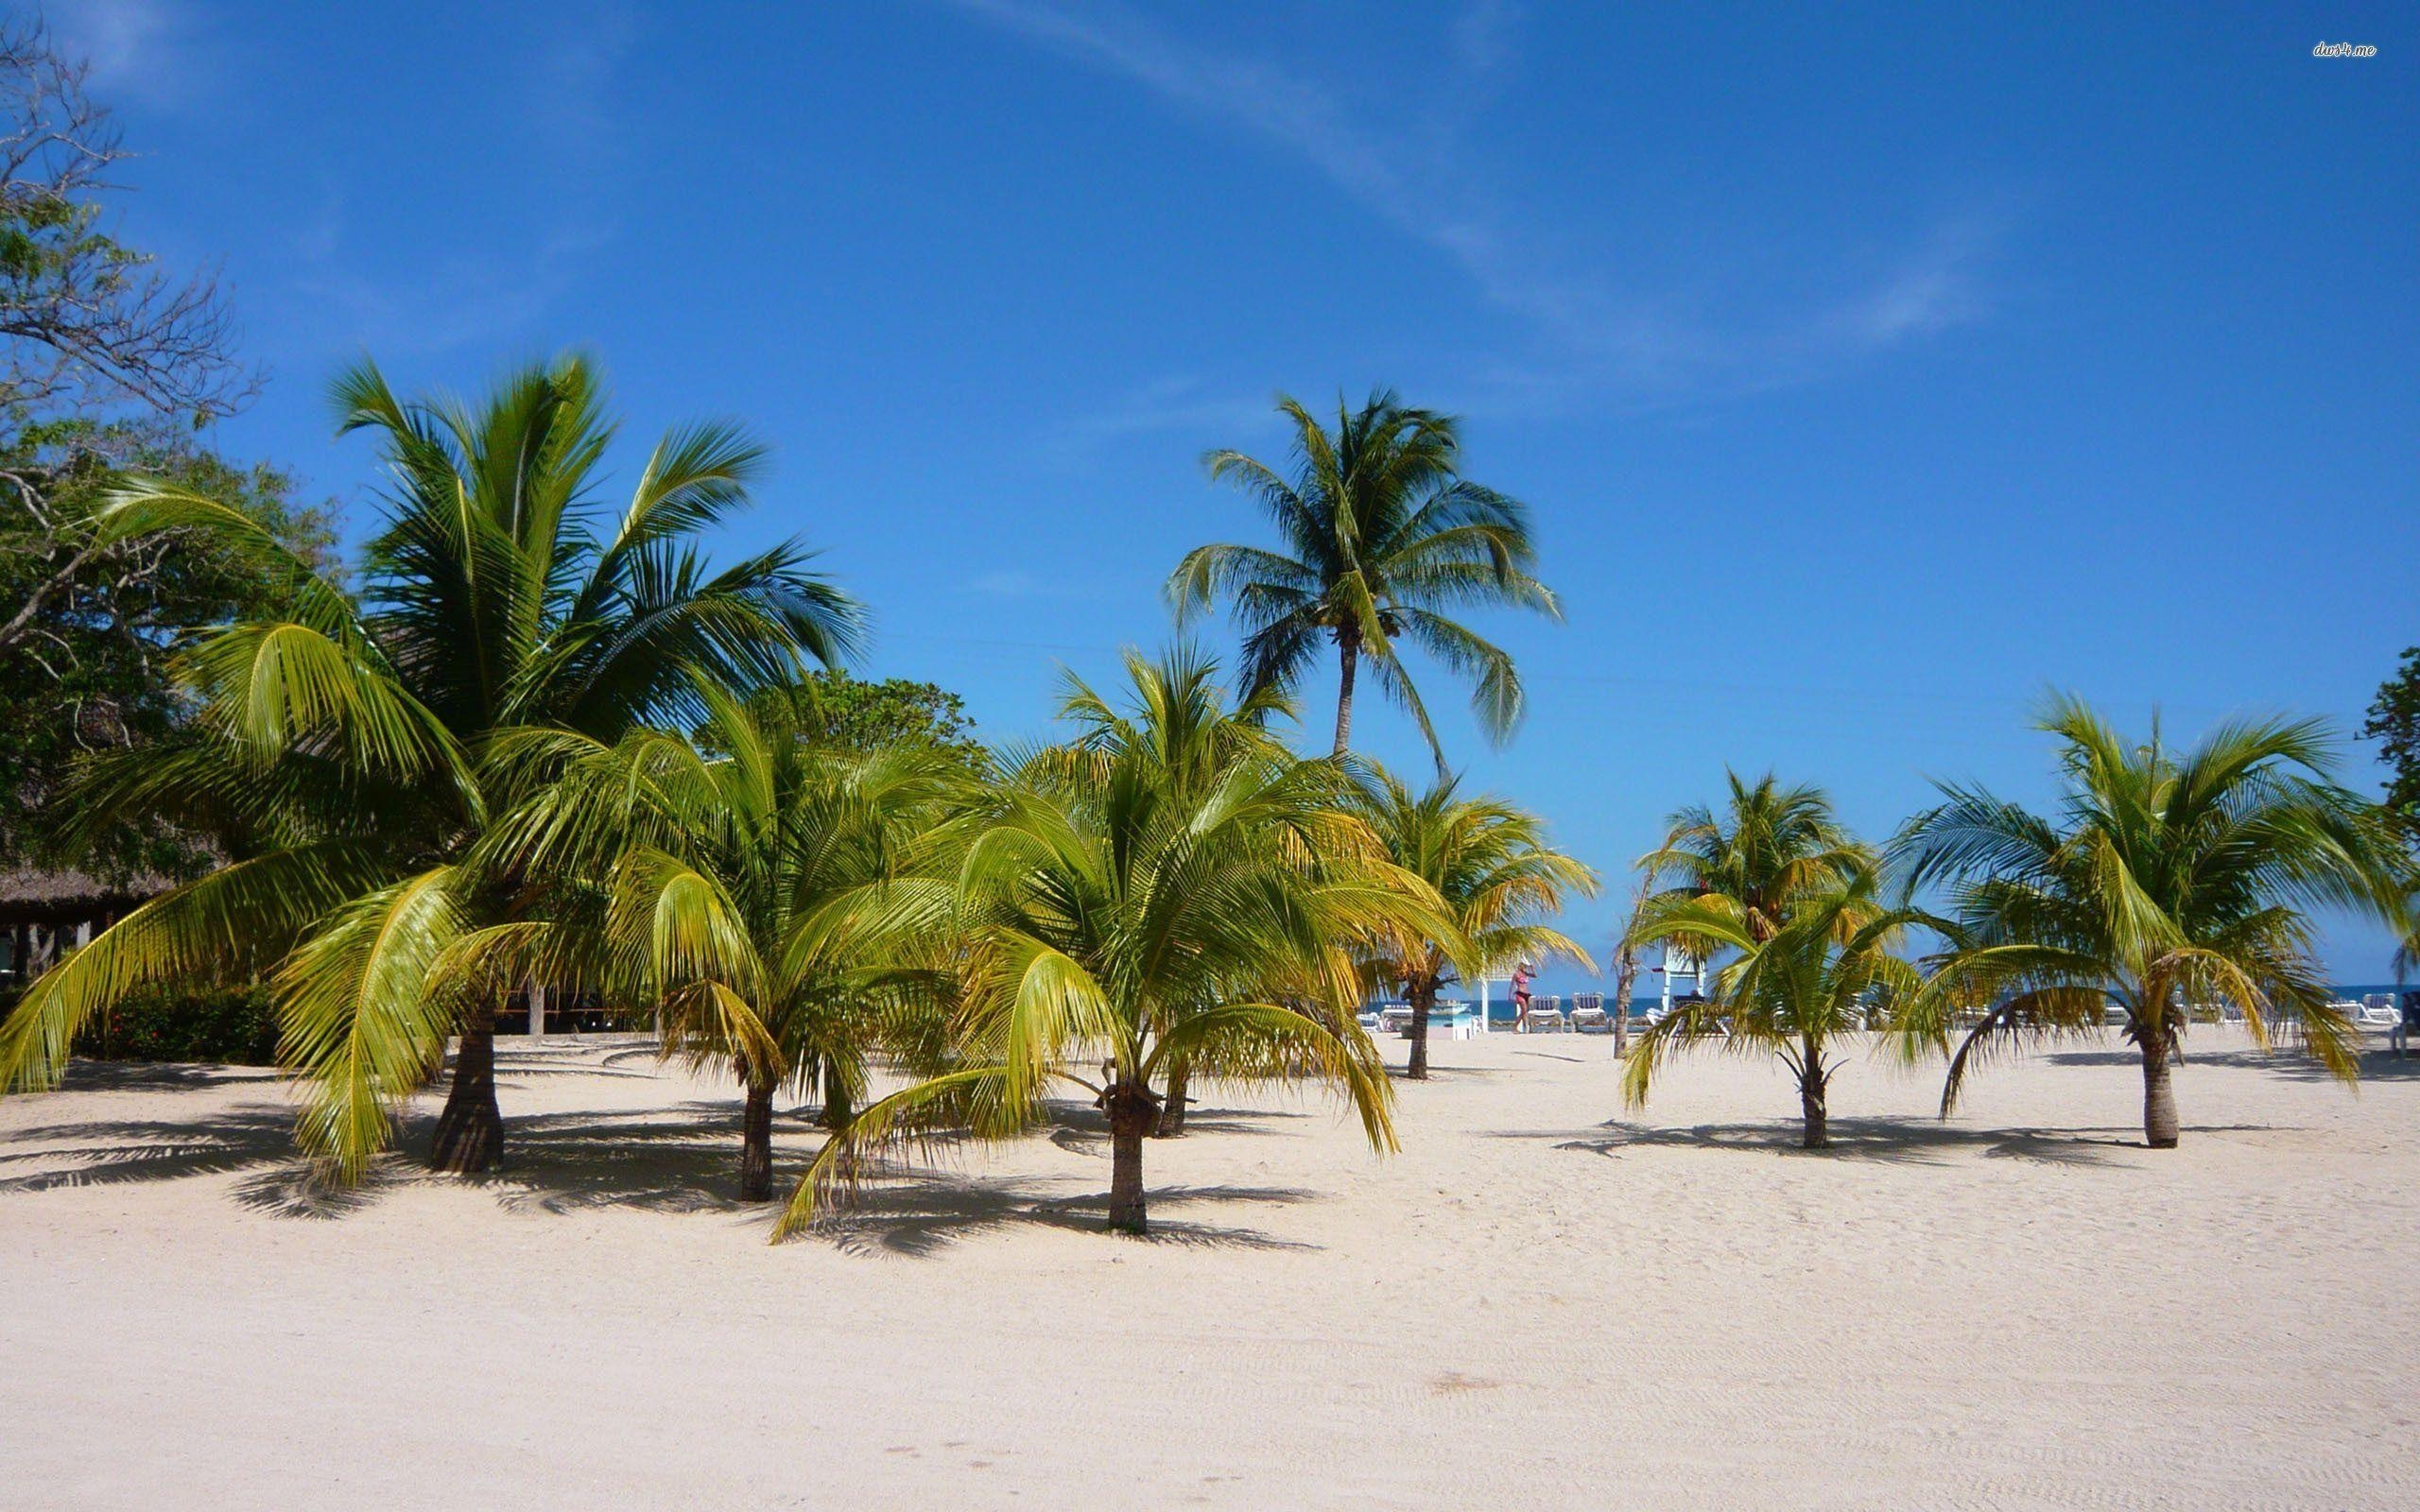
[815,1170,1320,1258]
[2047,1044,2420,1084]
[1514,1115,2278,1166]
[0,1071,1328,1248]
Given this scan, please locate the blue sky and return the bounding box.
[53,0,2419,981]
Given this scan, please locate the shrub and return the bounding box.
[70,982,280,1065]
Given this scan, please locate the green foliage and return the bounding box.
[2363,646,2420,825]
[1167,389,1559,765]
[67,981,279,1065]
[720,670,984,770]
[0,421,337,880]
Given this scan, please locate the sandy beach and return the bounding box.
[4,1027,2415,1511]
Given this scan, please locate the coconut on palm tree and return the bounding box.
[1624,865,1921,1147]
[1352,768,1597,1079]
[783,646,1421,1238]
[461,683,963,1199]
[1166,390,1559,769]
[0,356,862,1180]
[1891,697,2413,1148]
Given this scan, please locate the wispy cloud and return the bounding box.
[943,1,2009,406]
[1451,0,1523,79]
[1044,375,1282,463]
[271,8,637,361]
[530,1,642,155]
[49,0,220,108]
[1821,218,1999,352]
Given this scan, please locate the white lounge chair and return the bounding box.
[1376,1005,1415,1035]
[2350,996,2400,1030]
[1521,1005,1566,1034]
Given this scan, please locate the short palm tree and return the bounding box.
[0,356,862,1180]
[1624,866,1922,1147]
[1892,697,2413,1148]
[463,685,964,1199]
[784,647,1418,1238]
[1636,771,1871,954]
[1352,768,1598,1079]
[1166,390,1559,768]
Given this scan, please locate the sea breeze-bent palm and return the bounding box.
[1167,390,1559,769]
[1891,697,2413,1148]
[780,647,1426,1239]
[0,355,863,1181]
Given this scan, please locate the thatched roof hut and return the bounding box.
[0,868,170,929]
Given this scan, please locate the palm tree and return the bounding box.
[782,647,1418,1238]
[0,356,863,1180]
[1352,768,1597,1080]
[1624,866,1922,1147]
[1166,390,1559,769]
[464,685,963,1199]
[1892,697,2413,1148]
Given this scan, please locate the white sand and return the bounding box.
[4,1026,2416,1510]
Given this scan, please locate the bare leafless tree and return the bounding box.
[0,14,274,664]
[0,15,255,421]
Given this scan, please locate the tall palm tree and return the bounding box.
[1166,390,1559,769]
[1624,866,1922,1147]
[1352,768,1597,1079]
[0,355,863,1179]
[782,647,1421,1238]
[463,684,963,1199]
[1892,697,2413,1148]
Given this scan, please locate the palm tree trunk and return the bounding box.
[1799,1070,1829,1148]
[818,1062,853,1130]
[430,1002,504,1174]
[1406,980,1436,1081]
[738,1073,776,1201]
[1332,630,1359,756]
[1104,1079,1158,1234]
[2140,1031,2180,1148]
[1612,873,1649,1057]
[1155,1057,1190,1137]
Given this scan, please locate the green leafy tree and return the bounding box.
[0,355,863,1181]
[1893,698,2413,1148]
[1624,866,1921,1147]
[721,669,984,771]
[1352,767,1597,1080]
[0,425,335,880]
[467,684,965,1199]
[786,647,1419,1238]
[1167,390,1559,768]
[2362,646,2420,826]
[0,17,294,883]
